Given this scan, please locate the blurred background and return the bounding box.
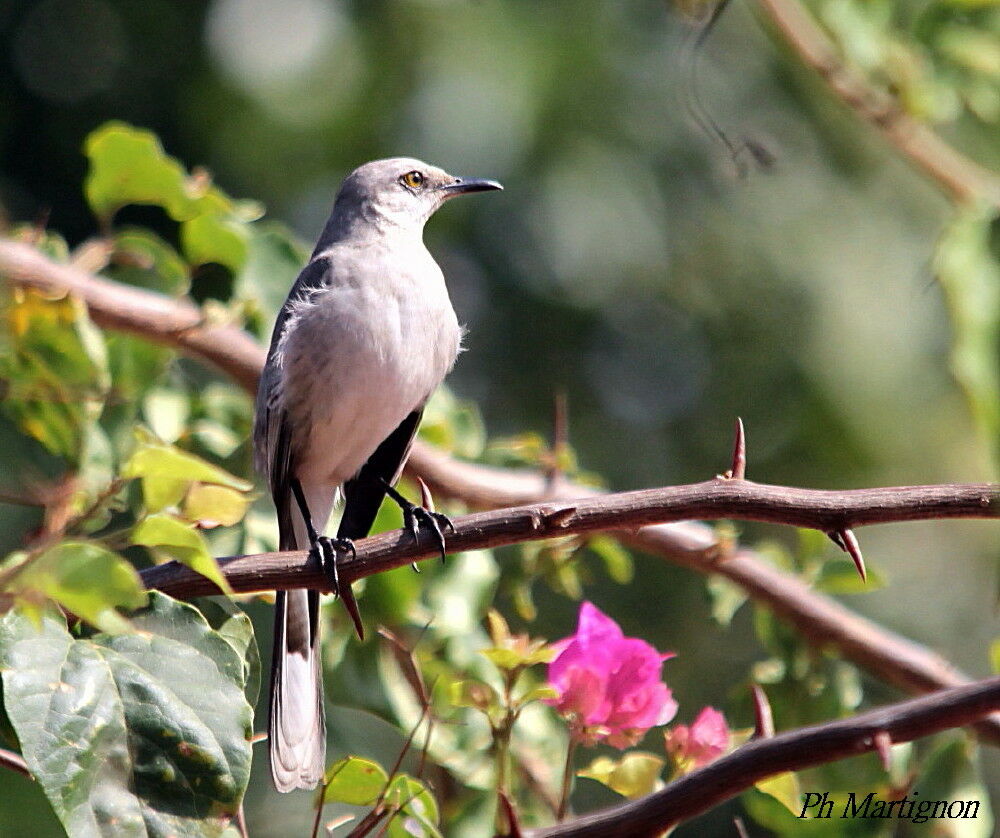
[1,0,998,835]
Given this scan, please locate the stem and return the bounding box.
[557,736,579,821]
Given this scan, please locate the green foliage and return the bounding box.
[935,206,1000,474]
[0,112,997,838]
[0,594,254,838]
[5,541,147,634]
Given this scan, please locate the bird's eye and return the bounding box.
[400,170,424,189]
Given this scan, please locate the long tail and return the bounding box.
[268,485,334,792]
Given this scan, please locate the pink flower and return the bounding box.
[546,601,677,749]
[665,707,730,770]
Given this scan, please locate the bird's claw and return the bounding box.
[403,505,453,563]
[310,535,356,598]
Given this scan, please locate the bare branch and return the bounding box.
[0,239,264,393]
[140,479,1000,598]
[524,677,1000,837]
[6,238,1000,743]
[754,0,1000,207]
[0,747,30,778]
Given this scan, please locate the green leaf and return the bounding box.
[449,679,498,711]
[198,599,261,710]
[183,484,250,528]
[755,771,803,815]
[0,290,109,462]
[84,122,203,223]
[706,575,748,627]
[0,594,253,837]
[181,212,249,273]
[912,736,994,837]
[935,207,1000,474]
[578,752,665,799]
[142,386,191,445]
[109,228,190,295]
[132,513,233,595]
[385,774,442,838]
[322,756,389,805]
[11,541,147,634]
[815,558,887,594]
[122,430,252,512]
[585,535,634,584]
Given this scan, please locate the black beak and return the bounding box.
[439,177,503,196]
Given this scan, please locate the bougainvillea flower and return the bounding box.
[546,601,677,748]
[665,706,730,770]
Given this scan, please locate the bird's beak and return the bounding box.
[439,177,503,197]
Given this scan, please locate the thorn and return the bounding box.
[731,416,746,479]
[750,684,774,738]
[416,476,435,513]
[545,389,569,493]
[721,416,746,480]
[543,506,577,528]
[340,584,365,641]
[250,731,268,744]
[733,816,750,838]
[497,791,524,838]
[873,730,893,772]
[830,528,866,582]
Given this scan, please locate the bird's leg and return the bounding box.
[378,478,454,562]
[290,478,356,597]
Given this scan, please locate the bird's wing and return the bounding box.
[338,408,424,541]
[254,258,332,792]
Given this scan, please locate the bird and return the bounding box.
[252,158,502,792]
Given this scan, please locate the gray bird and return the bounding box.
[253,158,502,792]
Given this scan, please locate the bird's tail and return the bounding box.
[268,486,334,792]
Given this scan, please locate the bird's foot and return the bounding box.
[309,535,356,599]
[401,502,454,563]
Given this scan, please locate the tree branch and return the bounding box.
[524,677,1000,837]
[5,238,1000,744]
[0,747,30,778]
[754,0,1000,208]
[140,479,1000,598]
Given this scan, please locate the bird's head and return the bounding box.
[333,157,502,232]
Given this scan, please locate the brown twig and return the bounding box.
[6,239,1000,744]
[524,677,1000,837]
[754,0,1000,207]
[139,480,1000,599]
[0,747,30,778]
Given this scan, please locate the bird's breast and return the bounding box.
[280,270,460,485]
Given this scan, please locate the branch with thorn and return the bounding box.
[523,677,1000,838]
[3,238,1000,746]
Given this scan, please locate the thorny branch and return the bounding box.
[524,677,1000,838]
[2,237,999,745]
[139,479,1000,599]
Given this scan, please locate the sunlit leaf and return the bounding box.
[0,289,109,462]
[579,752,665,799]
[9,541,147,634]
[84,122,203,223]
[132,512,232,595]
[755,771,803,815]
[815,558,886,594]
[385,774,441,838]
[183,483,250,528]
[181,211,249,273]
[585,535,634,584]
[913,736,994,837]
[0,594,253,837]
[935,206,1000,474]
[322,756,389,805]
[109,228,190,295]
